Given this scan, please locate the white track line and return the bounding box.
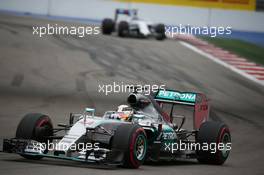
[179,41,264,87]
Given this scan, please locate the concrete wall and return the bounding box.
[0,0,49,14]
[210,9,264,32]
[0,0,263,32]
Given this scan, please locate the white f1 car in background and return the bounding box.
[102,9,166,40]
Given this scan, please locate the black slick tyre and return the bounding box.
[196,121,231,165]
[16,113,53,160]
[112,124,147,168]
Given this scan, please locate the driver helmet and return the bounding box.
[117,105,133,121]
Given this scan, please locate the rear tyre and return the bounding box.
[112,124,147,168]
[102,18,115,35]
[118,21,129,37]
[196,121,231,165]
[155,24,166,40]
[16,113,53,160]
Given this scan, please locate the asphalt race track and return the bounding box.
[0,14,264,175]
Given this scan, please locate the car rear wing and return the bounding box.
[114,8,137,21]
[154,89,209,130]
[155,89,197,106]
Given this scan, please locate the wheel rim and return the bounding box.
[221,133,231,158]
[134,135,147,161]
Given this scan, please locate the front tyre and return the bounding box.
[16,113,53,160]
[112,124,147,168]
[196,121,231,165]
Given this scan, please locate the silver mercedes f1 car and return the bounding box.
[1,89,231,168]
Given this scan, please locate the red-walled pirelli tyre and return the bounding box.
[16,113,53,160]
[196,121,231,165]
[112,124,147,168]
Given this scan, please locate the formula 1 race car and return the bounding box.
[101,9,166,40]
[1,88,231,169]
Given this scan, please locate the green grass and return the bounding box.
[199,36,264,66]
